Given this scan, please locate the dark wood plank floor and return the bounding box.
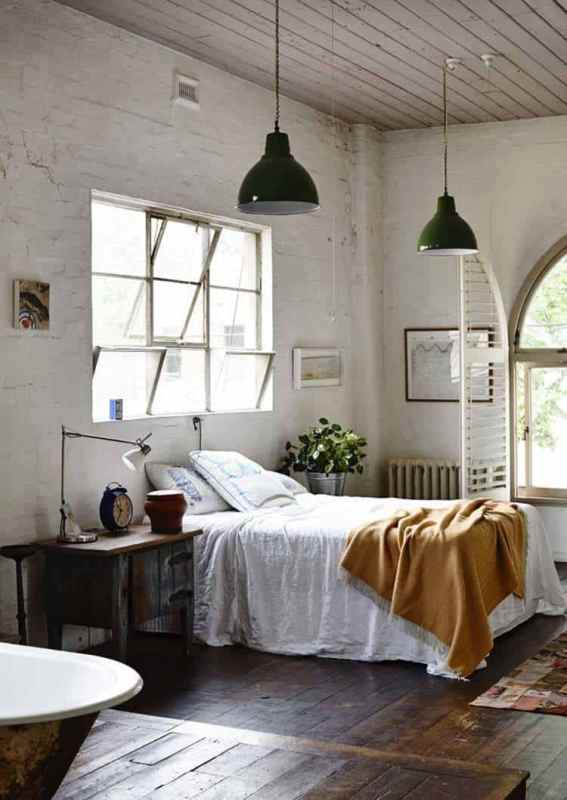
[76,565,567,799]
[91,605,567,798]
[56,709,528,799]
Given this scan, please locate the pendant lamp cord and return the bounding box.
[329,0,337,322]
[275,0,280,132]
[329,0,339,322]
[443,61,448,195]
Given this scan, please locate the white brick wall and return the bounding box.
[1,0,385,641]
[383,115,567,557]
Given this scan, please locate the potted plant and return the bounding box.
[281,418,367,495]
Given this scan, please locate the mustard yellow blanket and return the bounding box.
[339,498,526,677]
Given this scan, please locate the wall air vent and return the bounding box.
[173,74,200,110]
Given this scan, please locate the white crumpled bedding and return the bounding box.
[187,494,566,678]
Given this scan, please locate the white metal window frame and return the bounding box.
[91,190,274,420]
[510,235,567,503]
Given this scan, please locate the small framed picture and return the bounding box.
[14,280,50,330]
[405,328,492,402]
[293,348,342,389]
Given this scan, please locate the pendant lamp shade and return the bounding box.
[417,192,478,255]
[237,0,319,216]
[238,131,319,215]
[418,61,478,256]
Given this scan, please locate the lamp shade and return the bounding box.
[122,446,148,472]
[238,131,319,215]
[418,193,478,256]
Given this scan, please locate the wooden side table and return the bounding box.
[39,525,202,662]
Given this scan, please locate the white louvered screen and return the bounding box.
[459,255,510,500]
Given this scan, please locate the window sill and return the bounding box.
[93,407,274,425]
[513,494,567,507]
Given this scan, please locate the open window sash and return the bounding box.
[92,346,163,421]
[147,348,207,416]
[149,215,212,345]
[150,217,223,344]
[210,350,274,412]
[179,228,221,341]
[144,347,274,416]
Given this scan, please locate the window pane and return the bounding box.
[210,352,271,411]
[209,228,257,290]
[530,367,567,489]
[151,350,206,415]
[153,280,204,343]
[93,275,146,346]
[153,218,203,281]
[93,350,161,421]
[210,288,257,349]
[92,202,146,276]
[521,254,567,347]
[516,366,526,489]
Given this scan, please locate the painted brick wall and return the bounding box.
[0,0,384,642]
[383,115,567,557]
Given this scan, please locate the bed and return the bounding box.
[186,494,566,678]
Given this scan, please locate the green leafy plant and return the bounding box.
[282,418,367,476]
[517,260,567,449]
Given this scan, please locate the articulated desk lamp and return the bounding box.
[59,425,152,543]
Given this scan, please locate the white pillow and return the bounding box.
[145,463,231,514]
[189,451,296,512]
[266,471,308,496]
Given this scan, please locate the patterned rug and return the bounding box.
[471,631,567,716]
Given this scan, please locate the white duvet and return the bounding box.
[187,494,566,678]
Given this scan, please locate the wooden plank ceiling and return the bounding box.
[55,0,567,130]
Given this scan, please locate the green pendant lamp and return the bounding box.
[418,60,478,256]
[237,0,319,215]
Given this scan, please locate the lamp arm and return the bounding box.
[64,430,152,448]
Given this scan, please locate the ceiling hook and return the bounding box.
[444,57,462,71]
[480,53,498,69]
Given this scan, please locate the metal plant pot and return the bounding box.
[307,472,346,496]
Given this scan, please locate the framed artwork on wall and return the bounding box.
[13,280,50,330]
[405,327,492,402]
[293,348,342,389]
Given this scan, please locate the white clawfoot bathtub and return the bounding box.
[0,643,142,799]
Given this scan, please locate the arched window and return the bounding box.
[512,238,567,500]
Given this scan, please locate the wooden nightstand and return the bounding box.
[40,525,202,663]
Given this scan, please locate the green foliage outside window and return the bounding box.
[520,257,567,448]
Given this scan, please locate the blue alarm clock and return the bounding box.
[99,483,133,532]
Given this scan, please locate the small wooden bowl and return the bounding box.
[144,490,187,534]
